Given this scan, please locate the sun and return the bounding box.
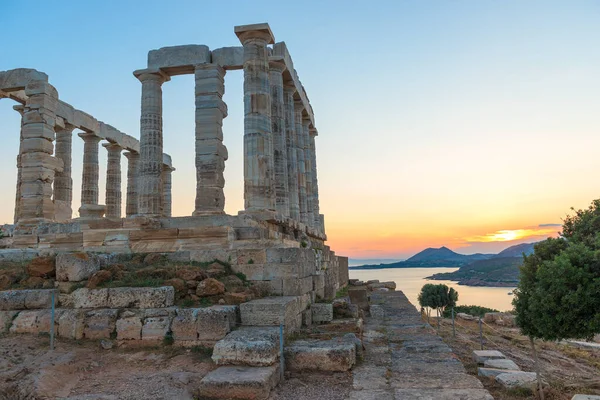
[490,230,521,241]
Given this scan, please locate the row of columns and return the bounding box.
[131,25,323,233]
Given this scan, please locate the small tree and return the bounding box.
[513,199,600,399]
[418,284,459,326]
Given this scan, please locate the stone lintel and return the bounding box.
[0,68,49,92]
[234,23,275,44]
[211,47,244,70]
[147,45,211,76]
[268,56,286,72]
[162,153,172,168]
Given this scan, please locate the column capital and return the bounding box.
[268,56,286,73]
[309,127,318,137]
[294,100,305,114]
[13,104,25,115]
[78,131,101,143]
[133,68,170,84]
[195,63,226,75]
[123,150,140,160]
[235,23,275,44]
[163,165,176,173]
[102,142,123,152]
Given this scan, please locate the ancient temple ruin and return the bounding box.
[0,22,347,298]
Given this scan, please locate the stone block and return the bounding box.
[58,309,85,339]
[211,46,244,70]
[171,308,198,341]
[0,310,19,332]
[190,249,236,264]
[56,252,101,282]
[0,290,27,310]
[212,326,280,366]
[266,248,315,264]
[116,315,142,340]
[107,287,174,308]
[285,338,356,371]
[348,287,369,311]
[71,288,109,308]
[142,316,172,340]
[472,350,506,364]
[572,396,600,400]
[24,289,56,309]
[9,309,54,334]
[484,359,520,370]
[496,371,538,390]
[311,303,333,324]
[197,364,280,400]
[237,249,267,264]
[148,45,210,73]
[302,309,312,327]
[392,389,494,400]
[478,367,520,378]
[370,304,385,319]
[240,296,301,331]
[196,306,237,341]
[232,263,265,281]
[83,309,117,340]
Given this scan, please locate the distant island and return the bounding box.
[350,243,536,287]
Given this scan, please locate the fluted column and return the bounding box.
[123,151,139,217]
[54,123,75,221]
[13,105,24,224]
[309,128,322,233]
[235,24,276,213]
[294,102,308,225]
[162,165,175,217]
[283,84,300,221]
[17,81,60,226]
[103,142,122,219]
[193,63,228,215]
[78,132,104,218]
[134,69,169,217]
[302,118,314,228]
[269,57,289,218]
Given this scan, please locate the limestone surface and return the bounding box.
[483,358,520,370]
[495,371,538,390]
[472,350,506,364]
[197,364,280,400]
[56,252,101,282]
[285,337,356,371]
[212,326,280,367]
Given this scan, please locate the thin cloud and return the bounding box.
[538,223,562,227]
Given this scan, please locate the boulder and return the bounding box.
[175,268,206,282]
[220,275,244,291]
[26,256,55,278]
[457,313,477,321]
[196,278,225,297]
[163,278,186,298]
[56,252,101,282]
[21,276,45,289]
[225,292,252,305]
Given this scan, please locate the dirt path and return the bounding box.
[435,315,600,399]
[0,335,214,399]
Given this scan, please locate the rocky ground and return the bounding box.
[435,315,600,399]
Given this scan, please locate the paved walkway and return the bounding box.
[348,291,494,400]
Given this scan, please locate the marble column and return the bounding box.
[294,102,308,225]
[13,105,24,224]
[54,123,75,221]
[17,81,60,226]
[162,165,175,217]
[193,63,228,215]
[309,127,322,232]
[103,142,122,219]
[134,70,169,217]
[235,24,276,213]
[123,151,139,217]
[283,84,300,221]
[78,132,104,218]
[269,57,289,217]
[302,118,314,228]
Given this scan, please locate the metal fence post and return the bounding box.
[50,290,55,351]
[479,316,483,350]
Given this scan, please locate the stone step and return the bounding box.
[483,358,520,370]
[478,367,522,378]
[496,371,538,390]
[197,364,280,400]
[285,337,356,372]
[212,326,280,367]
[472,350,506,364]
[240,296,304,333]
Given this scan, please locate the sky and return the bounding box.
[1,1,599,259]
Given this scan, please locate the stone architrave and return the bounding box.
[103,142,122,219]
[269,57,289,218]
[17,81,60,226]
[235,24,276,213]
[302,118,314,228]
[13,105,24,224]
[54,124,75,221]
[134,69,169,217]
[123,151,140,217]
[161,165,175,217]
[308,128,321,232]
[283,84,299,221]
[78,132,104,219]
[294,102,308,225]
[193,63,228,215]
